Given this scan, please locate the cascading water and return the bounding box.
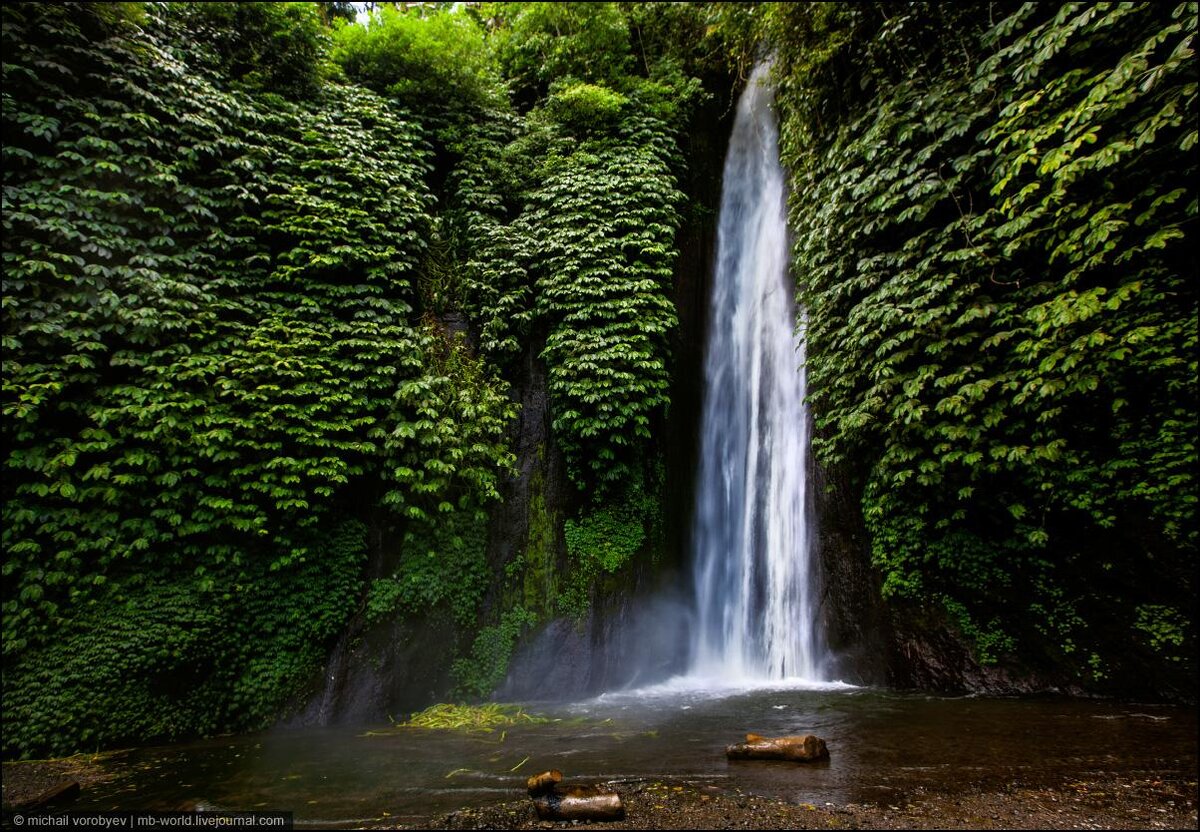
[689,62,827,683]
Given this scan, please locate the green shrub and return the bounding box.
[331,5,503,111]
[544,82,628,133]
[169,1,332,98]
[485,2,633,104]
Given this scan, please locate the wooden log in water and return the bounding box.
[526,769,563,796]
[532,784,625,821]
[726,733,830,762]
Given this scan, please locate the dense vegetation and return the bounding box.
[2,1,1194,758]
[2,1,720,756]
[758,1,1196,690]
[1,1,521,755]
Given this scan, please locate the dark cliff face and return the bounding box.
[811,455,1169,699]
[482,331,569,621]
[810,457,890,686]
[285,517,460,727]
[813,454,1194,701]
[661,74,741,576]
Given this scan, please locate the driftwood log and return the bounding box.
[532,784,625,822]
[725,733,830,762]
[526,770,625,821]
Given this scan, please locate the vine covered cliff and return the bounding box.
[2,1,1194,758]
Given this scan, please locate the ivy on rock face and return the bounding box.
[1,1,725,758]
[4,520,366,755]
[2,4,514,756]
[430,5,699,490]
[524,110,683,488]
[768,1,1196,685]
[558,464,664,620]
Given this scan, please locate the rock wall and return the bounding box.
[810,458,891,685]
[660,74,740,573]
[285,516,461,726]
[812,455,1089,696]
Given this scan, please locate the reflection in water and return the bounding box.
[73,689,1197,828]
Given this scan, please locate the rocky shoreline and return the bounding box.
[1,753,119,810]
[4,758,1195,830]
[419,773,1198,830]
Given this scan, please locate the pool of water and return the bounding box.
[72,682,1197,828]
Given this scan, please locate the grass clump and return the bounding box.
[401,703,550,733]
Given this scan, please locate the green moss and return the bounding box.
[518,450,560,618]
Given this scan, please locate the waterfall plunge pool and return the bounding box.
[52,687,1197,827]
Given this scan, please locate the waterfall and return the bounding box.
[689,62,826,683]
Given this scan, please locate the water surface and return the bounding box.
[72,687,1197,828]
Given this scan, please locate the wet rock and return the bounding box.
[726,733,830,762]
[531,784,625,822]
[526,769,562,796]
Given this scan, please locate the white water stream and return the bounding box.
[689,62,827,684]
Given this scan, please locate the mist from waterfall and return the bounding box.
[688,62,826,683]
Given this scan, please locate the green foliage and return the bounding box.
[484,2,633,104]
[1,0,726,755]
[526,121,682,488]
[168,2,332,99]
[622,1,723,75]
[692,2,760,80]
[2,3,514,756]
[939,595,1016,666]
[440,109,533,355]
[318,2,357,27]
[447,5,698,489]
[450,606,538,699]
[1133,605,1189,661]
[331,5,503,110]
[366,507,490,627]
[394,3,713,676]
[3,519,366,757]
[773,2,1196,683]
[544,82,629,133]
